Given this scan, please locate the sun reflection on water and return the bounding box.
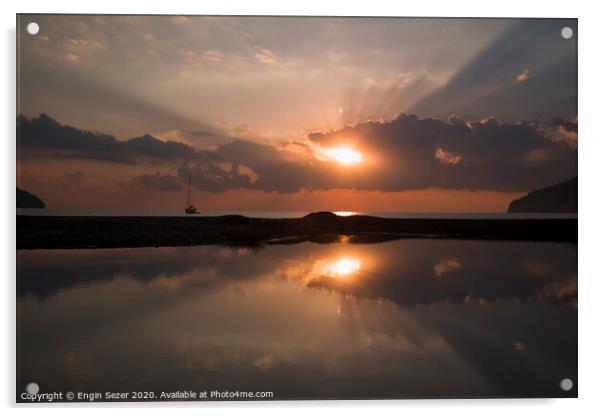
[324,257,361,278]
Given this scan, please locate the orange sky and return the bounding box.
[16,155,524,213]
[19,171,521,214]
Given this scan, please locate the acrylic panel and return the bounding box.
[16,14,577,402]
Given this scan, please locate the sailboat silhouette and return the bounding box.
[185,173,199,214]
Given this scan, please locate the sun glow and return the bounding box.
[334,211,359,217]
[325,257,362,277]
[322,147,363,165]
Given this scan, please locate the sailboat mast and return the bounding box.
[186,172,192,207]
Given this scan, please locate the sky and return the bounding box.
[17,15,577,212]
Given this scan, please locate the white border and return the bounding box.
[7,0,582,17]
[3,1,602,415]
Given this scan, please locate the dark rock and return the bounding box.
[508,177,577,213]
[16,187,45,208]
[217,215,250,225]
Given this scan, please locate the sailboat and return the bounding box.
[185,173,199,214]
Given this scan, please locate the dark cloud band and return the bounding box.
[18,113,577,194]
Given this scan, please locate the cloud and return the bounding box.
[308,113,576,192]
[131,172,183,191]
[435,148,462,165]
[178,140,306,193]
[202,49,222,62]
[515,69,529,82]
[254,48,276,64]
[19,113,577,194]
[180,111,569,193]
[65,38,105,50]
[153,129,234,149]
[178,48,197,62]
[544,117,578,148]
[18,114,200,163]
[64,53,79,62]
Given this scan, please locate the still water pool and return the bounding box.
[17,239,577,400]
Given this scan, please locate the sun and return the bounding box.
[323,147,363,165]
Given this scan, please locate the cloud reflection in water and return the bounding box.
[17,239,577,398]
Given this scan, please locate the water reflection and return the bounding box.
[321,256,362,278]
[434,257,461,277]
[17,239,577,399]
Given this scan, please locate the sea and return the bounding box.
[16,208,578,220]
